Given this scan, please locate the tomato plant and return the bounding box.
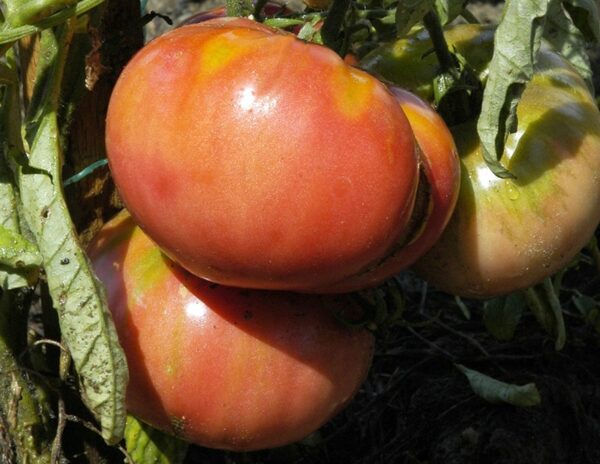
[105,17,422,292]
[362,24,600,298]
[88,211,375,451]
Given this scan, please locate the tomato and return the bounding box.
[313,87,460,293]
[360,24,495,102]
[361,25,600,298]
[88,211,374,451]
[106,17,419,292]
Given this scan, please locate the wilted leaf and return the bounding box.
[125,416,188,464]
[544,0,595,92]
[482,293,526,341]
[17,25,128,444]
[477,0,551,178]
[456,364,541,407]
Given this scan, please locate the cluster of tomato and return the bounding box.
[91,5,600,452]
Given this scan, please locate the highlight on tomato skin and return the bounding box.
[88,211,375,452]
[311,87,460,293]
[105,17,419,292]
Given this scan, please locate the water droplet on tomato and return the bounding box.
[504,181,520,200]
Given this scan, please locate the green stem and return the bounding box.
[542,278,566,351]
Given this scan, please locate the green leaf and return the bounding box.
[17,25,128,445]
[434,0,465,25]
[456,364,541,407]
[476,0,552,178]
[482,292,526,341]
[125,416,188,464]
[395,0,432,36]
[295,17,324,43]
[0,224,41,276]
[1,52,37,289]
[5,0,80,27]
[0,0,104,45]
[544,0,596,92]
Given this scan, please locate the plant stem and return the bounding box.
[422,11,456,75]
[542,278,566,351]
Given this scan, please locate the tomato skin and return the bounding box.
[312,88,460,293]
[88,211,374,451]
[106,17,418,291]
[362,25,600,298]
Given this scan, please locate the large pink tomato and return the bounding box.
[105,17,419,291]
[88,211,375,451]
[313,87,460,293]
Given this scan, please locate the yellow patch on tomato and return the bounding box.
[199,31,252,76]
[127,231,169,303]
[330,66,375,120]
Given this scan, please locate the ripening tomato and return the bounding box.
[362,25,600,298]
[312,87,460,293]
[106,17,419,292]
[88,211,375,451]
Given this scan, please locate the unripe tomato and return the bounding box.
[362,25,600,298]
[313,87,460,293]
[106,17,419,291]
[88,211,374,451]
[360,24,494,102]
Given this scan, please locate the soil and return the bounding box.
[134,2,600,463]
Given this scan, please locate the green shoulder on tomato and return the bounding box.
[361,24,600,298]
